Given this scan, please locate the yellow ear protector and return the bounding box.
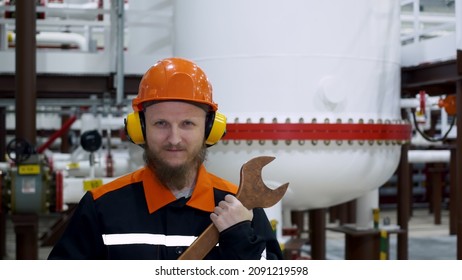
[124,111,146,145]
[124,110,227,147]
[204,111,227,147]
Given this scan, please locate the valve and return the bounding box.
[6,138,36,165]
[438,95,456,116]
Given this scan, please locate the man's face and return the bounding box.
[144,101,207,169]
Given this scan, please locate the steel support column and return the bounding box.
[15,0,36,144]
[456,77,462,260]
[13,0,38,260]
[450,148,457,235]
[397,143,410,259]
[11,214,38,260]
[309,208,326,260]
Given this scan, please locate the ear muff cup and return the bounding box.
[124,110,226,147]
[205,111,227,147]
[124,111,146,145]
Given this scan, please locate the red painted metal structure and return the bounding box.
[55,171,63,212]
[37,115,77,154]
[223,123,412,141]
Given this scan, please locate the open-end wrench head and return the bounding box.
[241,156,275,174]
[238,156,289,209]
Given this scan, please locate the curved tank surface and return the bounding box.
[174,0,404,211]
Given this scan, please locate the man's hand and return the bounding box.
[210,194,253,232]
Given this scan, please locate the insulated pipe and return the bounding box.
[408,150,450,163]
[9,32,89,51]
[71,114,125,131]
[52,149,136,178]
[400,96,441,109]
[63,177,116,204]
[36,32,88,51]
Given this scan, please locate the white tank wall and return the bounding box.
[205,141,400,210]
[174,0,403,210]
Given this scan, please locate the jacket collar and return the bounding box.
[143,164,216,213]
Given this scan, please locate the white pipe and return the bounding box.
[400,96,441,109]
[408,149,450,163]
[33,137,127,151]
[52,150,131,162]
[400,14,456,24]
[71,114,125,131]
[38,32,88,51]
[53,154,136,178]
[9,31,89,51]
[355,189,379,230]
[63,177,116,204]
[46,2,99,10]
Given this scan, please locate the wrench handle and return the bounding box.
[178,223,219,260]
[178,156,288,260]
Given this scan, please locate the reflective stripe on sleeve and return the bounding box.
[102,233,197,247]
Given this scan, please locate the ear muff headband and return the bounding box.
[205,111,227,146]
[125,111,146,145]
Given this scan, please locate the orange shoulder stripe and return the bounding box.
[208,173,239,195]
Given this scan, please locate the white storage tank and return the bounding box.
[173,0,408,214]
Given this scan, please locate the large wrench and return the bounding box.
[178,156,289,260]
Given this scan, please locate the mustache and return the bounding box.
[163,144,186,150]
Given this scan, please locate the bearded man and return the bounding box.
[48,57,283,260]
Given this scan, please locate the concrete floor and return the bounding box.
[325,208,457,260]
[1,207,457,260]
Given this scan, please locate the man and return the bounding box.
[48,57,283,260]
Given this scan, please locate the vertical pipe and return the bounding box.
[397,143,410,259]
[412,0,420,43]
[15,0,36,145]
[355,189,379,229]
[115,0,124,105]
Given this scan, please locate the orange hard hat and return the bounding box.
[132,57,218,112]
